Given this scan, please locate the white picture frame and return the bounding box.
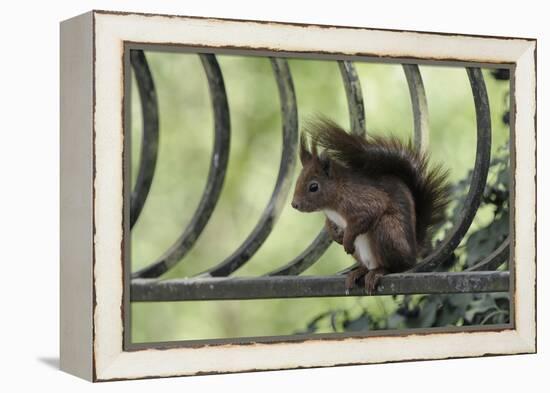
[60,10,536,381]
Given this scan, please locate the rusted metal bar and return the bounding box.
[131,271,509,301]
[267,61,366,277]
[198,58,298,277]
[132,54,231,279]
[129,50,159,229]
[410,67,492,273]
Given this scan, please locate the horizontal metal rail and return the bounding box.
[131,271,509,302]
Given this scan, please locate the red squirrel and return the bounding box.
[291,118,450,294]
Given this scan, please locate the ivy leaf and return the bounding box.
[464,294,498,323]
[402,296,440,328]
[344,313,370,332]
[436,294,473,326]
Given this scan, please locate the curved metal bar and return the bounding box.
[199,58,298,278]
[402,64,430,151]
[130,50,160,228]
[338,61,367,136]
[337,64,431,277]
[267,230,333,276]
[337,262,359,275]
[466,237,510,271]
[132,54,231,279]
[410,67,492,273]
[267,61,366,277]
[341,226,507,278]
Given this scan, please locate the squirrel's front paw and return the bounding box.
[343,238,355,255]
[331,231,344,245]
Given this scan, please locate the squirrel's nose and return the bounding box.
[291,201,299,210]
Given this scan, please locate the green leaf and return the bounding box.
[344,314,370,332]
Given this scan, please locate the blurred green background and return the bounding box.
[130,51,510,343]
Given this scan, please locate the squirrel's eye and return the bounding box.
[308,182,319,193]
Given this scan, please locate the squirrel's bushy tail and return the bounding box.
[306,118,450,248]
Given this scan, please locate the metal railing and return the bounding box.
[128,49,510,302]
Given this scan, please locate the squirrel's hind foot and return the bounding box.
[344,265,369,292]
[364,268,387,295]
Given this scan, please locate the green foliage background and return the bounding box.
[130,51,510,343]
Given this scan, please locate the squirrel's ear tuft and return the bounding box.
[319,151,331,177]
[299,132,312,165]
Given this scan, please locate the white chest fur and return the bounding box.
[323,209,378,270]
[324,209,347,228]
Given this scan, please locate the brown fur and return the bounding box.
[291,118,451,293]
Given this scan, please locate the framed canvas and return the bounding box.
[60,10,536,381]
